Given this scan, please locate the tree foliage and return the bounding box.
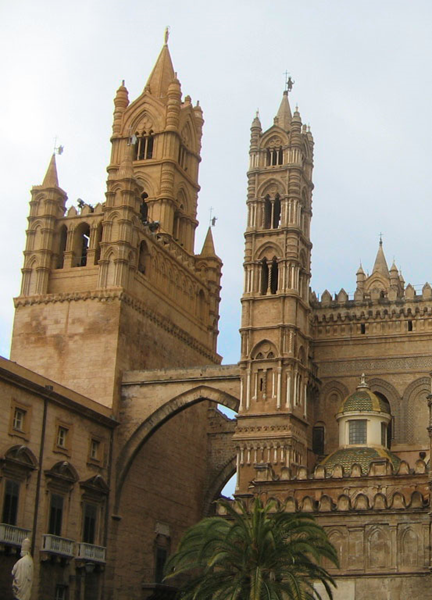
[164,497,338,600]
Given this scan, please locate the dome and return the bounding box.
[338,375,390,415]
[320,447,400,475]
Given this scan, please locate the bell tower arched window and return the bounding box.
[134,131,154,160]
[263,194,281,230]
[261,259,269,295]
[270,257,278,294]
[266,147,283,166]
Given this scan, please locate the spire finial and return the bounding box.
[164,26,170,44]
[357,373,369,389]
[379,232,383,246]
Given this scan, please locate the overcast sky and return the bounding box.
[1,1,432,365]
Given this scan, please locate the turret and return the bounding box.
[21,154,67,296]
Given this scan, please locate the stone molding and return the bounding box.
[318,355,432,377]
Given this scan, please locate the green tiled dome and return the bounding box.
[338,388,390,414]
[320,447,400,475]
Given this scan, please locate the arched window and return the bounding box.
[261,259,269,295]
[273,194,281,229]
[73,223,90,267]
[270,257,278,294]
[56,225,67,269]
[263,194,281,230]
[178,145,188,170]
[138,240,149,275]
[134,131,154,160]
[264,196,272,229]
[374,392,392,448]
[312,426,325,456]
[94,223,103,265]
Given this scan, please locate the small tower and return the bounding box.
[11,36,222,409]
[234,86,315,492]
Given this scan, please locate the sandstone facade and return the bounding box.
[1,35,432,600]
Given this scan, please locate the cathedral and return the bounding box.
[1,35,432,600]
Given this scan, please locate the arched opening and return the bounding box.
[261,259,269,295]
[73,222,90,267]
[94,223,103,265]
[270,257,278,294]
[374,391,392,448]
[134,131,154,160]
[113,388,239,589]
[264,195,272,229]
[273,194,281,228]
[56,225,67,269]
[138,240,149,275]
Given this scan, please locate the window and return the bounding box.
[13,408,26,432]
[2,480,19,525]
[312,426,325,455]
[408,320,413,332]
[90,439,100,461]
[57,426,68,449]
[83,503,97,544]
[134,132,154,160]
[155,547,168,583]
[381,423,387,447]
[360,323,366,334]
[349,420,367,445]
[9,401,31,439]
[49,493,64,536]
[55,585,67,600]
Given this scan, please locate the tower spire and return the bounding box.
[275,90,292,130]
[372,239,390,278]
[145,37,175,99]
[42,154,59,187]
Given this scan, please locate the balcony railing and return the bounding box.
[76,542,106,563]
[0,523,31,547]
[41,534,75,557]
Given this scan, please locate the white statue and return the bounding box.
[12,538,33,600]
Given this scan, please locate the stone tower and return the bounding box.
[10,36,222,409]
[234,89,315,492]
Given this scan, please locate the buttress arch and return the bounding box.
[114,385,239,511]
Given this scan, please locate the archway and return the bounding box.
[115,385,239,511]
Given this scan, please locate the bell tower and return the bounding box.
[234,86,316,492]
[11,35,222,409]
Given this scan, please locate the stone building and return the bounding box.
[1,35,432,600]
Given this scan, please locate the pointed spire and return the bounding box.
[372,240,390,278]
[251,110,261,130]
[42,154,59,187]
[356,262,365,276]
[200,227,216,256]
[145,38,175,99]
[275,91,292,130]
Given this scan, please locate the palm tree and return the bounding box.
[164,497,338,600]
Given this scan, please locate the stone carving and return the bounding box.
[12,538,33,600]
[319,355,432,376]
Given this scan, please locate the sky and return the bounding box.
[2,1,432,366]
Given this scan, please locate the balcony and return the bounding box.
[41,534,74,558]
[0,523,31,547]
[76,542,106,563]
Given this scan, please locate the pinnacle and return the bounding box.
[200,227,216,256]
[372,241,390,278]
[276,91,292,130]
[42,154,59,187]
[145,42,175,99]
